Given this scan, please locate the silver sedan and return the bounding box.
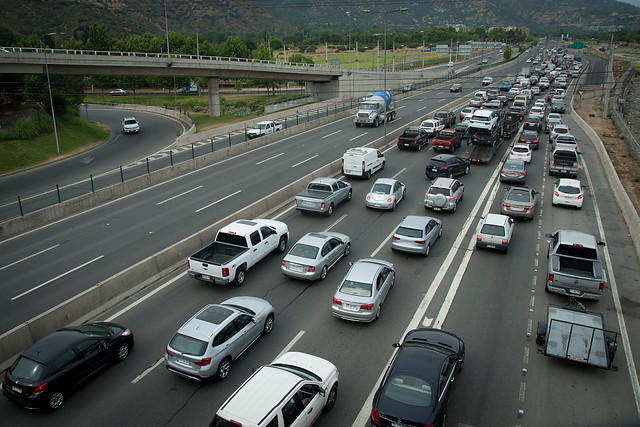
[391,215,442,256]
[281,232,351,281]
[501,186,538,219]
[365,178,406,210]
[331,259,395,322]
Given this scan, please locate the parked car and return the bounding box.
[501,186,539,219]
[552,178,585,208]
[508,144,532,163]
[431,129,462,152]
[391,215,442,256]
[425,154,470,179]
[331,259,395,322]
[519,130,540,150]
[366,178,406,210]
[165,296,274,381]
[500,159,527,184]
[370,328,465,427]
[420,119,445,137]
[476,213,515,253]
[3,322,134,410]
[450,83,462,92]
[424,177,464,212]
[434,110,456,128]
[397,126,429,151]
[281,232,351,281]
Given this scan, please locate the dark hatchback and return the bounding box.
[371,328,465,427]
[434,110,456,128]
[425,154,470,179]
[2,322,134,410]
[519,130,540,150]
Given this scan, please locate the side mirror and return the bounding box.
[598,241,606,247]
[392,342,401,348]
[545,233,553,238]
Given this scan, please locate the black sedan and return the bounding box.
[425,154,470,179]
[371,328,465,427]
[2,322,134,410]
[523,118,542,133]
[519,130,540,150]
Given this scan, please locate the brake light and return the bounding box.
[392,236,400,240]
[294,197,298,205]
[366,195,371,200]
[308,266,315,272]
[415,240,426,244]
[362,161,365,172]
[555,191,560,197]
[321,202,326,209]
[519,172,525,175]
[371,408,380,425]
[166,347,173,357]
[361,303,374,310]
[502,240,508,245]
[572,243,584,247]
[194,358,212,367]
[599,283,604,292]
[503,203,510,207]
[30,382,48,397]
[222,268,229,277]
[525,205,533,210]
[332,298,342,305]
[477,236,482,241]
[549,274,554,282]
[282,261,286,267]
[500,170,505,174]
[187,259,190,269]
[387,198,393,202]
[578,194,583,199]
[534,140,539,143]
[449,195,453,200]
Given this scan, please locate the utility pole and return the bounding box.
[603,33,614,119]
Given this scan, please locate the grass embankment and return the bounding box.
[308,51,450,69]
[0,117,109,175]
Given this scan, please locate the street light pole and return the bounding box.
[42,35,60,154]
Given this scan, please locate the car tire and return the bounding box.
[276,236,288,254]
[424,243,430,257]
[374,118,379,127]
[452,203,457,213]
[326,203,334,216]
[324,383,338,412]
[418,142,422,151]
[381,161,385,171]
[116,343,130,361]
[439,226,443,238]
[48,391,64,410]
[320,266,328,280]
[545,283,551,293]
[392,201,396,211]
[263,314,274,335]
[374,304,381,320]
[356,123,361,128]
[448,172,454,179]
[216,358,231,380]
[344,243,351,257]
[365,170,371,180]
[465,165,470,175]
[347,189,352,201]
[234,266,246,287]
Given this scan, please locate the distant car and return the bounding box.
[434,110,456,128]
[3,322,134,410]
[519,130,540,150]
[165,297,274,381]
[459,106,476,121]
[523,118,542,133]
[110,88,129,96]
[425,154,470,179]
[397,126,429,151]
[424,177,464,212]
[496,95,509,107]
[553,134,578,151]
[552,178,584,208]
[551,100,566,113]
[366,178,406,210]
[371,328,465,427]
[469,96,484,108]
[501,186,538,220]
[486,89,500,100]
[122,117,140,134]
[402,84,415,92]
[431,129,462,152]
[479,58,488,64]
[534,99,546,109]
[500,159,527,184]
[476,213,515,253]
[499,81,513,91]
[391,215,442,256]
[454,120,470,138]
[420,119,445,137]
[508,143,533,163]
[507,106,526,121]
[550,123,571,141]
[281,232,351,281]
[531,86,541,95]
[331,259,395,322]
[528,106,545,120]
[482,76,493,86]
[545,113,563,133]
[447,61,454,67]
[450,83,462,92]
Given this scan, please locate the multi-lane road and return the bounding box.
[1,49,639,426]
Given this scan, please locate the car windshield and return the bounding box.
[396,226,423,238]
[372,183,392,194]
[558,185,581,194]
[480,224,506,237]
[507,190,532,203]
[254,123,266,129]
[169,333,208,356]
[383,373,434,408]
[360,104,376,111]
[11,356,46,381]
[124,120,137,125]
[289,243,319,259]
[339,280,372,297]
[401,130,420,138]
[556,244,598,260]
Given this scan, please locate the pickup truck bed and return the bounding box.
[190,242,247,266]
[558,257,595,278]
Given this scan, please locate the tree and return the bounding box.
[253,43,272,61]
[220,36,250,58]
[85,24,110,51]
[503,46,512,60]
[269,38,283,50]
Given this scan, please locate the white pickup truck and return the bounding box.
[246,121,283,139]
[188,219,289,286]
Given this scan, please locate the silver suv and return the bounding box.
[424,177,464,212]
[165,296,274,381]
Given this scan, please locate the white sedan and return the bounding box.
[552,178,584,208]
[366,178,406,210]
[508,144,532,164]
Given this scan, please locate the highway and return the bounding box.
[1,48,639,426]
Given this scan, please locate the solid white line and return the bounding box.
[274,330,305,362]
[11,255,105,301]
[323,130,342,139]
[0,244,59,271]
[349,133,368,142]
[291,155,319,168]
[256,152,284,165]
[195,190,241,213]
[131,357,164,384]
[156,186,203,205]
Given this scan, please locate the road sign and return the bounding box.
[578,90,584,97]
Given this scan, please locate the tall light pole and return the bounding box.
[164,0,171,66]
[42,34,61,154]
[346,11,352,70]
[363,7,408,146]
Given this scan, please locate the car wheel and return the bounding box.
[418,143,422,151]
[344,243,351,257]
[276,236,288,254]
[381,161,385,171]
[263,314,274,335]
[116,343,130,361]
[216,358,231,380]
[320,266,328,280]
[424,243,430,257]
[442,411,447,427]
[365,170,371,180]
[48,391,64,410]
[234,267,246,287]
[326,203,334,216]
[324,383,338,412]
[465,165,470,175]
[438,226,443,238]
[392,201,396,211]
[374,118,379,127]
[374,304,381,320]
[452,203,457,213]
[448,172,454,179]
[347,189,352,201]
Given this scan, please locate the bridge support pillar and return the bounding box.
[306,78,340,101]
[208,77,220,117]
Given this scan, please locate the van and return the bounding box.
[342,147,385,179]
[520,89,532,100]
[211,352,339,427]
[514,94,529,106]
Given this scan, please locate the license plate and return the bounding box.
[512,206,523,211]
[509,172,516,176]
[177,358,190,366]
[201,275,210,281]
[391,422,409,427]
[290,264,303,272]
[11,386,22,393]
[486,244,495,249]
[343,304,359,311]
[432,168,438,172]
[569,289,581,295]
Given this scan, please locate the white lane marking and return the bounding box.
[256,153,284,165]
[323,130,342,139]
[0,244,59,271]
[274,330,305,362]
[438,98,446,102]
[156,186,203,205]
[11,255,105,301]
[195,190,241,213]
[325,214,347,232]
[392,168,406,180]
[396,105,406,110]
[417,106,428,111]
[292,155,319,168]
[349,133,368,142]
[353,156,502,427]
[272,204,296,220]
[131,357,164,384]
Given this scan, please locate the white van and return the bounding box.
[342,147,385,179]
[211,352,339,427]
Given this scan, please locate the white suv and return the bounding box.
[476,213,515,253]
[122,117,140,134]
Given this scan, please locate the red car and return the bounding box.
[431,129,462,152]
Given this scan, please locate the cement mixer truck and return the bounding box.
[354,91,396,127]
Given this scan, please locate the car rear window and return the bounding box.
[427,187,450,196]
[289,243,319,259]
[436,132,453,140]
[507,190,532,203]
[216,232,248,247]
[428,159,446,167]
[339,280,372,297]
[513,147,529,153]
[480,224,506,237]
[169,333,208,356]
[10,356,46,381]
[383,374,434,408]
[558,185,580,194]
[401,130,420,138]
[396,226,423,239]
[556,244,598,260]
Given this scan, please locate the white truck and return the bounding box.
[247,121,283,139]
[354,91,396,127]
[187,219,289,286]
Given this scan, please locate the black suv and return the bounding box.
[434,110,456,128]
[425,154,470,179]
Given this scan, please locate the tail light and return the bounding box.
[362,161,365,172]
[525,205,533,210]
[366,195,371,200]
[222,268,229,277]
[416,240,426,244]
[194,358,212,367]
[449,195,454,200]
[282,261,286,267]
[294,198,298,205]
[361,303,374,310]
[549,274,554,283]
[425,192,429,198]
[187,259,190,269]
[500,170,505,174]
[341,159,344,169]
[502,240,508,245]
[534,140,539,143]
[519,172,525,175]
[503,203,510,207]
[555,191,560,197]
[392,236,400,240]
[166,347,173,357]
[321,202,326,209]
[526,153,531,157]
[308,266,315,272]
[599,283,604,292]
[578,194,583,199]
[477,236,482,241]
[332,298,342,305]
[371,408,381,425]
[30,382,48,397]
[386,198,393,202]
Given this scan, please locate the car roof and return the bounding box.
[23,326,110,363]
[504,159,525,166]
[123,116,136,120]
[557,178,582,187]
[297,232,335,246]
[178,304,237,341]
[554,230,598,248]
[430,177,456,188]
[398,215,437,229]
[483,213,511,226]
[404,126,421,132]
[372,177,398,186]
[345,259,392,283]
[513,143,531,149]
